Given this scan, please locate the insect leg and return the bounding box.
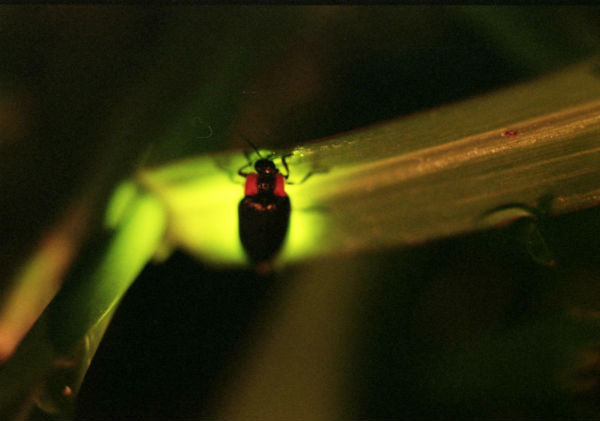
[238,162,251,178]
[280,153,293,179]
[213,157,244,184]
[237,149,255,178]
[280,151,328,185]
[286,167,328,185]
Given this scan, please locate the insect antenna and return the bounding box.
[241,135,263,159]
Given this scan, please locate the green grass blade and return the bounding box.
[0,189,166,419]
[143,60,600,265]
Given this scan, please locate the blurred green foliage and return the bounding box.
[2,6,600,421]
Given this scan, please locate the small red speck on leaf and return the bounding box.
[62,385,73,397]
[502,129,519,138]
[548,259,556,267]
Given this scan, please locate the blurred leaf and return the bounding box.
[3,41,600,421]
[427,315,600,420]
[138,60,600,267]
[0,189,166,419]
[208,257,371,420]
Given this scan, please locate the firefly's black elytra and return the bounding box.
[238,148,292,265]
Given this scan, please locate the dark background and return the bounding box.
[3,6,600,420]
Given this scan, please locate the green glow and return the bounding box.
[103,180,139,229]
[167,175,246,265]
[140,152,329,266]
[95,193,167,318]
[279,184,329,264]
[0,191,168,416]
[54,192,167,350]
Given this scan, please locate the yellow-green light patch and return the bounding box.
[136,152,330,267]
